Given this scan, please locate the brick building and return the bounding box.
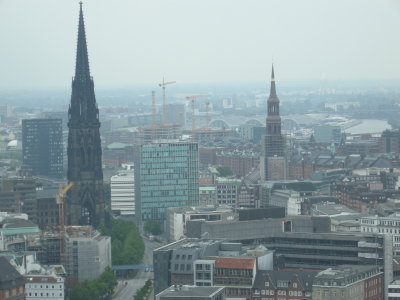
[252,270,317,300]
[216,150,259,178]
[214,257,256,299]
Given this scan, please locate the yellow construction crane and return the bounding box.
[57,183,74,260]
[185,94,211,132]
[158,78,176,124]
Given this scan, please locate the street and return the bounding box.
[112,237,161,300]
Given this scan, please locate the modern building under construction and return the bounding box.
[138,123,182,144]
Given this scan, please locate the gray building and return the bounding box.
[64,226,112,282]
[314,125,341,143]
[156,286,225,300]
[186,215,331,241]
[153,239,272,297]
[153,239,224,296]
[22,118,63,178]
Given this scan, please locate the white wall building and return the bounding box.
[64,226,112,282]
[361,213,400,255]
[15,254,66,300]
[111,166,135,216]
[25,275,64,300]
[270,190,304,216]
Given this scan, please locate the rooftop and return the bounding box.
[315,265,381,283]
[157,285,224,298]
[155,239,224,252]
[215,257,255,270]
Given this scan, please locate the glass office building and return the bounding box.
[134,142,199,222]
[22,118,63,178]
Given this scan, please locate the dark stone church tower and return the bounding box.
[261,65,285,181]
[66,3,104,226]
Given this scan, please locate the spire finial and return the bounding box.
[74,1,91,82]
[269,64,277,98]
[271,64,275,82]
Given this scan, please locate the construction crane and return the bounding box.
[151,90,156,127]
[57,183,74,260]
[185,94,211,132]
[158,78,176,124]
[205,101,210,130]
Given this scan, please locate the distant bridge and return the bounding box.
[112,265,153,271]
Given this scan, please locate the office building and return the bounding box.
[66,3,105,226]
[361,213,400,255]
[0,177,37,223]
[134,141,199,222]
[22,118,63,178]
[312,265,383,300]
[313,125,341,143]
[388,280,400,300]
[111,167,135,216]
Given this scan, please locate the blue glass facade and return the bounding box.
[135,142,199,221]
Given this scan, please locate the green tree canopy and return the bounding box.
[217,165,233,177]
[70,267,117,300]
[99,218,144,265]
[144,220,163,236]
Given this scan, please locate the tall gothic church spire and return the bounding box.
[75,2,91,83]
[261,64,285,182]
[67,3,104,227]
[269,64,277,100]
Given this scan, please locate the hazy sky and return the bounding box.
[1,0,400,88]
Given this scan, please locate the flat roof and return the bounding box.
[157,286,224,298]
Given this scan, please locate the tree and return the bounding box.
[99,218,144,265]
[217,165,233,177]
[70,268,117,300]
[144,220,163,235]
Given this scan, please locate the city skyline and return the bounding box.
[0,0,400,88]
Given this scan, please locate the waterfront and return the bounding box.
[345,119,391,135]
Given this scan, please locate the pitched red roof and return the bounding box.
[215,257,255,270]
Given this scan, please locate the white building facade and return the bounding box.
[64,227,112,282]
[25,275,64,300]
[361,213,400,255]
[111,167,135,216]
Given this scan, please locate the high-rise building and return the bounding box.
[261,65,285,181]
[0,178,37,223]
[134,141,199,222]
[66,3,104,226]
[22,118,63,178]
[111,167,135,216]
